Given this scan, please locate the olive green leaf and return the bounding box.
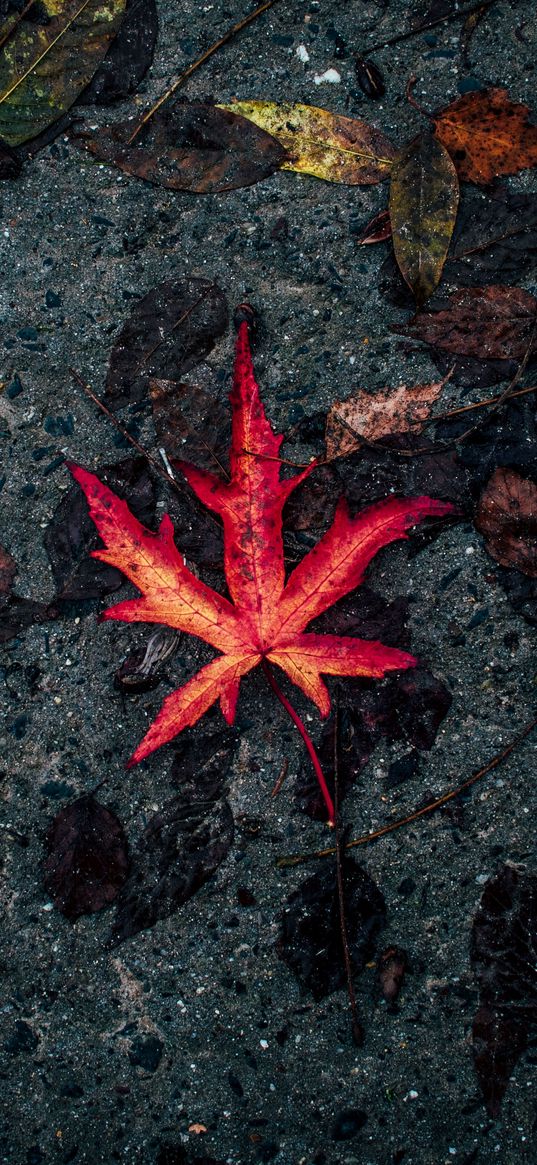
[0,0,127,147]
[389,130,460,307]
[217,99,396,184]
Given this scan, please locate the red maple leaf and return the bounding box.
[69,317,453,823]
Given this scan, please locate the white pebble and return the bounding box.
[296,44,310,62]
[314,68,341,84]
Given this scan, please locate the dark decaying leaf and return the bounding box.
[355,58,385,100]
[475,468,537,577]
[356,207,391,246]
[296,664,451,820]
[150,367,231,473]
[82,102,287,193]
[0,0,127,147]
[105,277,228,410]
[279,858,386,1000]
[378,945,408,1004]
[471,864,537,1116]
[44,456,155,602]
[396,286,537,362]
[389,131,459,307]
[115,628,181,694]
[82,0,158,106]
[336,433,469,511]
[0,545,16,594]
[110,728,237,945]
[43,795,129,921]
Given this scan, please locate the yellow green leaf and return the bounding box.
[389,130,460,307]
[0,0,127,146]
[217,100,396,184]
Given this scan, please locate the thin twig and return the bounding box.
[127,0,281,145]
[262,660,335,826]
[364,0,496,55]
[433,383,537,423]
[333,697,364,1046]
[276,717,537,868]
[271,758,289,798]
[405,75,433,120]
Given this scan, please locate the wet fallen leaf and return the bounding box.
[279,859,386,1000]
[325,376,447,458]
[471,864,537,1116]
[475,468,537,577]
[0,0,127,146]
[109,728,236,945]
[44,456,155,603]
[71,319,453,823]
[448,190,537,287]
[43,795,129,921]
[396,285,537,361]
[82,102,287,192]
[82,0,158,105]
[296,663,452,820]
[218,100,396,184]
[105,276,228,410]
[389,131,459,306]
[150,366,231,473]
[434,88,537,184]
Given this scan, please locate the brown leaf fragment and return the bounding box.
[397,285,537,361]
[105,277,228,410]
[434,88,537,184]
[475,468,537,577]
[81,102,287,192]
[0,545,16,595]
[115,628,181,694]
[325,377,447,458]
[43,795,129,921]
[378,945,408,1004]
[81,0,158,106]
[389,131,459,306]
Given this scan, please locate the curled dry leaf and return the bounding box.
[82,102,287,192]
[115,627,181,694]
[43,795,129,921]
[397,285,537,361]
[471,864,537,1116]
[389,131,459,306]
[105,277,228,410]
[0,0,127,146]
[218,100,396,184]
[356,207,392,246]
[475,468,537,578]
[325,376,448,459]
[279,859,386,1000]
[434,88,537,185]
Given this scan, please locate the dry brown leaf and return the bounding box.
[475,468,537,577]
[325,377,448,459]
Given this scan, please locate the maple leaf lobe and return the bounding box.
[69,321,454,769]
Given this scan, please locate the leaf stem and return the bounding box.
[261,660,335,826]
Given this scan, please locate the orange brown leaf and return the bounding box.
[434,88,537,185]
[70,321,454,817]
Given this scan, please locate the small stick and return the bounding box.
[127,0,281,145]
[276,717,537,868]
[271,758,289,798]
[434,383,537,423]
[364,0,495,55]
[405,75,433,120]
[333,698,364,1046]
[262,660,335,826]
